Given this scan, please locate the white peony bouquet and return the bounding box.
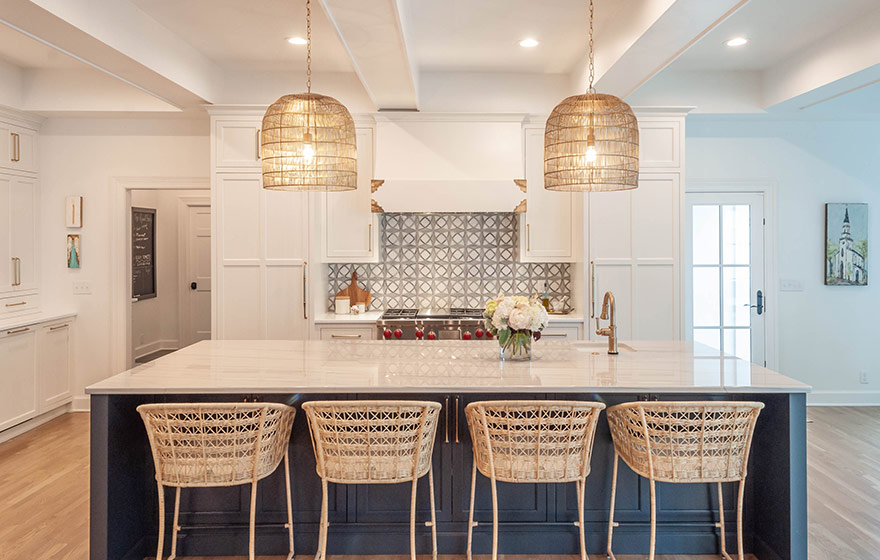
[484,295,550,360]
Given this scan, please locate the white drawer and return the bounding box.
[319,326,375,341]
[0,292,39,316]
[540,325,581,340]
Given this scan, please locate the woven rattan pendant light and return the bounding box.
[261,0,357,191]
[544,0,638,192]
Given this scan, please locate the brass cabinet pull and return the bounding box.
[49,324,69,331]
[454,396,460,443]
[542,333,568,337]
[444,396,450,444]
[6,327,29,335]
[302,262,308,320]
[5,301,26,307]
[526,223,531,252]
[10,132,19,162]
[255,129,261,161]
[368,223,372,252]
[590,260,596,319]
[15,257,20,286]
[330,333,361,339]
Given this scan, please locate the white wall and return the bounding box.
[130,188,207,359]
[688,117,880,404]
[39,117,209,407]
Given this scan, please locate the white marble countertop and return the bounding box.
[313,311,584,324]
[86,339,810,395]
[0,310,76,331]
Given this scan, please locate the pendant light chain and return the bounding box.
[587,0,595,93]
[306,0,312,94]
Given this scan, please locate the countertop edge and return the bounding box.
[0,310,77,331]
[86,386,811,395]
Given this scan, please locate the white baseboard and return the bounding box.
[134,339,179,360]
[71,395,91,412]
[0,405,71,444]
[807,391,880,406]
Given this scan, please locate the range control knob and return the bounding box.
[485,331,494,339]
[383,329,392,339]
[427,331,437,341]
[415,329,424,339]
[463,331,472,340]
[394,329,403,339]
[475,329,484,338]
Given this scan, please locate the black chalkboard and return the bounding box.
[132,207,156,300]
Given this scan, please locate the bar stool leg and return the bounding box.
[466,461,477,560]
[606,451,619,560]
[168,487,181,560]
[409,475,419,560]
[576,478,589,560]
[648,479,656,560]
[155,482,165,560]
[718,482,733,560]
[490,471,499,560]
[315,478,329,560]
[737,479,746,560]
[428,465,438,560]
[284,451,294,560]
[248,479,259,560]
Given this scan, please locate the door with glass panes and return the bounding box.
[686,193,765,365]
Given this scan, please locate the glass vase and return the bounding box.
[499,330,532,361]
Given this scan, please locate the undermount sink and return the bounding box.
[571,341,636,353]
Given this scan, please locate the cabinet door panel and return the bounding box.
[0,175,11,293]
[520,128,573,262]
[0,329,37,431]
[10,176,37,291]
[220,266,262,339]
[453,393,551,523]
[265,189,307,260]
[265,265,307,340]
[38,322,72,409]
[218,175,261,260]
[216,121,261,168]
[11,127,36,173]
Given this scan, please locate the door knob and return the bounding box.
[744,290,764,315]
[190,282,197,290]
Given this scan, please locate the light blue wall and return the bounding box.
[687,118,880,404]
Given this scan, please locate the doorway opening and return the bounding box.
[685,184,777,368]
[129,189,211,364]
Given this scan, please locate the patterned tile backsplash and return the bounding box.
[327,213,572,311]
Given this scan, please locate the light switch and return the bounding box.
[779,279,804,292]
[73,281,92,295]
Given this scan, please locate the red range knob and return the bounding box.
[485,331,494,339]
[427,331,436,341]
[383,329,392,339]
[394,329,403,339]
[463,331,472,340]
[475,329,484,338]
[415,329,424,339]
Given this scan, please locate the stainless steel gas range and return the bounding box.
[376,308,493,341]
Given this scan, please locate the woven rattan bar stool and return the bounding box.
[606,401,764,560]
[137,402,296,560]
[303,400,441,560]
[464,400,606,560]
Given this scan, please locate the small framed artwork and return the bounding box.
[67,234,81,268]
[825,203,868,286]
[66,196,83,227]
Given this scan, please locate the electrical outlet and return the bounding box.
[860,371,869,385]
[780,279,804,292]
[72,281,92,295]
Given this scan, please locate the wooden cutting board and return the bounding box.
[335,272,372,308]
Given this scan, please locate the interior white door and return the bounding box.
[184,204,212,346]
[686,192,765,365]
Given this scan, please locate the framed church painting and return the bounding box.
[825,203,868,286]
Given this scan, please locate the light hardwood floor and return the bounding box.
[1,408,876,559]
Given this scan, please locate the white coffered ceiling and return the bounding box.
[0,0,878,116]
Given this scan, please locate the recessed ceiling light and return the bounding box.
[287,37,308,45]
[519,38,539,48]
[725,37,749,47]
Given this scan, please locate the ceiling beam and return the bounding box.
[319,0,418,110]
[0,0,222,109]
[762,6,880,112]
[580,0,749,98]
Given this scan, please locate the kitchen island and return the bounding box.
[88,340,809,560]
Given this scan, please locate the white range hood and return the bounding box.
[373,114,526,213]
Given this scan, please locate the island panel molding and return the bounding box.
[327,212,572,311]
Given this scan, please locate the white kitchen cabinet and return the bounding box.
[37,320,73,410]
[214,120,262,169]
[540,324,582,340]
[518,125,577,262]
[320,127,379,263]
[586,111,686,342]
[0,122,37,175]
[319,325,375,341]
[0,325,37,432]
[0,173,39,302]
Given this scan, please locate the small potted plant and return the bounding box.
[483,295,550,361]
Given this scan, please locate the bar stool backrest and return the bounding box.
[466,400,606,483]
[303,400,441,484]
[607,401,764,483]
[137,402,295,487]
